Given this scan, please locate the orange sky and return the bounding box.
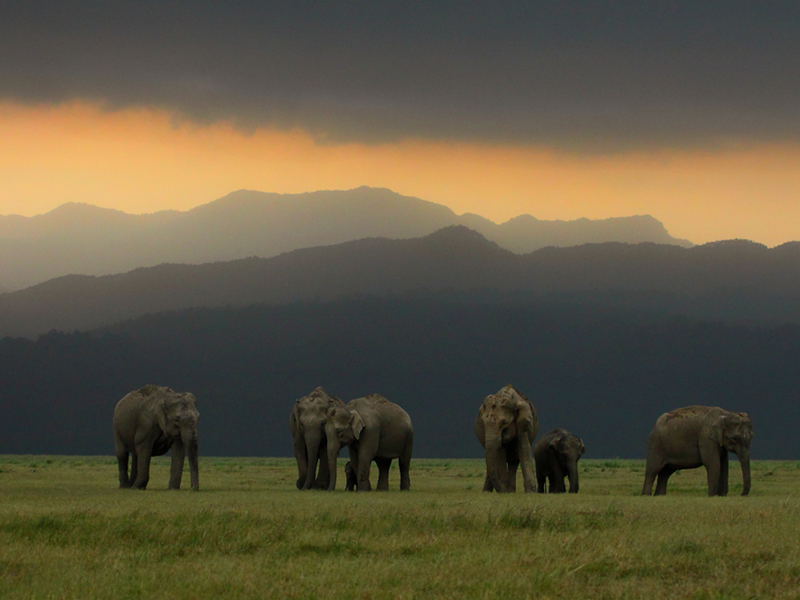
[1,101,799,246]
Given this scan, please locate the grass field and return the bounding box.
[1,456,798,599]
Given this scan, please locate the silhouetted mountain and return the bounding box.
[1,298,797,459]
[0,227,797,338]
[0,187,690,290]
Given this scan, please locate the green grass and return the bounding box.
[1,457,799,599]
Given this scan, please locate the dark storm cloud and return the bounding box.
[2,1,799,151]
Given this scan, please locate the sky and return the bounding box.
[1,2,799,246]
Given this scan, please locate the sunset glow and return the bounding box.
[2,101,800,246]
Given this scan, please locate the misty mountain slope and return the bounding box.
[0,227,798,338]
[0,226,521,337]
[0,186,690,290]
[2,298,798,459]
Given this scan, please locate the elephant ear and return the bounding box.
[350,411,365,440]
[514,398,535,435]
[710,415,727,446]
[548,433,564,450]
[154,396,170,435]
[578,437,586,455]
[290,403,300,436]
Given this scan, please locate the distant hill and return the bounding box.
[0,187,690,290]
[0,227,798,338]
[1,298,797,459]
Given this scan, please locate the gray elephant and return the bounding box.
[475,385,539,493]
[325,394,414,491]
[290,387,345,490]
[534,429,585,493]
[642,405,753,497]
[112,385,199,490]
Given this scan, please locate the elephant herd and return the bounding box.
[111,384,754,497]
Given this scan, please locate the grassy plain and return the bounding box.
[0,456,799,599]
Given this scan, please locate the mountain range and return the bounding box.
[0,225,798,338]
[0,186,690,291]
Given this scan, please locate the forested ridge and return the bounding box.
[2,296,798,459]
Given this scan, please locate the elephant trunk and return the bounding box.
[737,445,751,496]
[326,435,340,491]
[516,432,536,493]
[168,438,185,490]
[303,432,322,490]
[293,430,308,490]
[566,460,579,494]
[185,429,199,491]
[484,431,509,493]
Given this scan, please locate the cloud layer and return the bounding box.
[2,2,799,150]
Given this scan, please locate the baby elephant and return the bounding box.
[344,461,358,491]
[534,429,585,493]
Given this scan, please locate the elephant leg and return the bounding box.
[399,440,412,491]
[129,452,138,485]
[114,435,132,489]
[549,452,566,493]
[507,459,519,493]
[536,465,546,493]
[132,444,153,490]
[349,446,371,492]
[642,455,661,496]
[654,466,676,496]
[116,452,131,488]
[114,431,133,488]
[375,458,391,491]
[700,442,722,497]
[356,456,373,492]
[718,449,729,497]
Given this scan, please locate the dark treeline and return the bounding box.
[1,296,798,459]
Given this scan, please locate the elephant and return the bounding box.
[344,461,358,491]
[112,385,199,490]
[475,384,539,493]
[534,429,585,493]
[642,405,754,497]
[325,394,414,491]
[290,386,346,490]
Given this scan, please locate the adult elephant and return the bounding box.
[475,385,539,493]
[290,387,346,490]
[113,385,199,491]
[534,429,585,493]
[642,405,754,497]
[325,394,414,491]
